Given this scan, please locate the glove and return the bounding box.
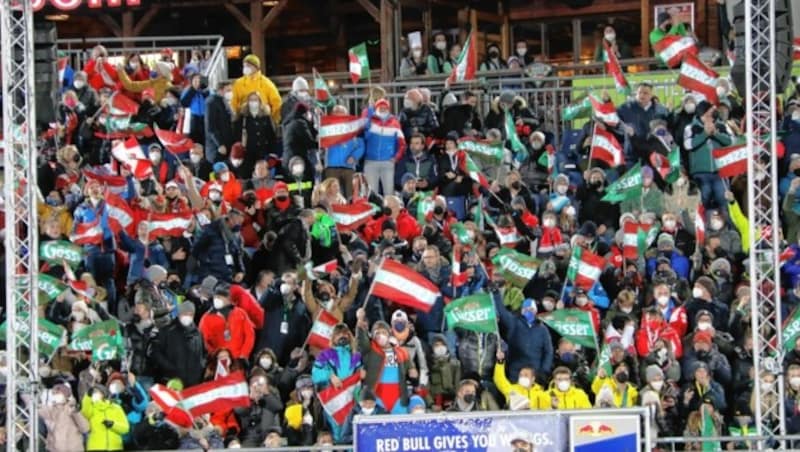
[102,420,114,429]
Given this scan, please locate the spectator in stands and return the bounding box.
[396,132,437,193]
[618,84,670,158]
[232,54,282,125]
[549,366,592,409]
[117,61,174,103]
[191,208,246,284]
[399,42,428,77]
[444,42,462,74]
[70,71,98,117]
[180,73,208,145]
[364,98,405,196]
[437,132,472,220]
[650,11,688,49]
[426,32,449,75]
[282,102,317,184]
[151,301,205,387]
[594,25,633,62]
[235,92,277,179]
[356,308,411,414]
[323,105,364,199]
[684,101,733,210]
[281,77,311,127]
[198,283,256,362]
[84,45,118,92]
[205,81,234,164]
[479,43,507,72]
[399,88,439,140]
[514,39,534,67]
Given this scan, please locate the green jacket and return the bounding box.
[649,23,688,47]
[429,355,461,398]
[81,394,130,451]
[620,185,664,216]
[686,119,734,174]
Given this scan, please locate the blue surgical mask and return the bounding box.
[561,352,575,363]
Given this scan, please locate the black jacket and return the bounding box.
[439,104,481,138]
[399,104,439,141]
[282,106,317,181]
[151,317,207,386]
[257,287,311,366]
[235,111,277,176]
[274,217,310,275]
[191,218,245,283]
[124,322,157,377]
[205,93,234,161]
[234,391,284,447]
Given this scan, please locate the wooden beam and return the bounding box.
[422,6,432,54]
[510,1,639,21]
[354,0,380,23]
[260,0,290,30]
[121,11,134,38]
[224,2,251,32]
[640,0,650,57]
[132,5,161,36]
[475,10,502,24]
[399,0,428,9]
[380,0,396,82]
[500,2,510,61]
[98,13,122,38]
[250,0,265,66]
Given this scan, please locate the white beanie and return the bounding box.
[292,76,309,93]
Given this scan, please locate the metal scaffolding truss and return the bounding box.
[1,0,40,450]
[743,0,786,445]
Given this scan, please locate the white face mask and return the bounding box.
[110,382,124,395]
[697,321,712,331]
[575,297,588,307]
[220,172,230,182]
[675,176,687,187]
[433,345,447,357]
[684,103,696,114]
[213,297,226,310]
[516,47,527,57]
[209,191,221,202]
[376,110,390,120]
[650,380,664,391]
[223,91,233,102]
[762,381,774,390]
[291,165,305,177]
[793,111,800,121]
[73,311,86,322]
[621,306,633,314]
[361,406,375,415]
[280,283,293,295]
[260,357,273,369]
[435,41,447,51]
[301,388,313,399]
[149,153,161,164]
[605,33,616,42]
[543,219,556,228]
[375,333,389,347]
[91,393,103,403]
[248,101,260,113]
[790,376,800,389]
[656,295,670,306]
[565,206,576,217]
[692,288,705,299]
[130,62,139,70]
[73,80,85,90]
[190,154,202,164]
[412,49,422,59]
[517,376,531,388]
[542,300,555,311]
[716,86,727,97]
[242,65,254,76]
[52,393,66,404]
[556,380,571,392]
[179,316,193,327]
[403,99,415,110]
[710,219,724,231]
[231,159,243,168]
[663,220,676,230]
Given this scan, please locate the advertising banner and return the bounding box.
[570,414,641,451]
[354,411,567,452]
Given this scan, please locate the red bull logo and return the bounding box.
[577,422,615,436]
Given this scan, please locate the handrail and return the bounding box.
[204,36,228,90]
[57,34,224,45]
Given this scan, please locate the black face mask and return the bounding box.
[462,393,476,404]
[168,281,182,292]
[433,206,445,216]
[488,50,499,59]
[336,337,350,347]
[510,181,521,190]
[382,207,392,217]
[275,195,288,201]
[319,292,331,302]
[615,371,630,383]
[696,349,710,360]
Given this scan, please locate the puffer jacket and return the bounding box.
[684,118,734,175]
[399,104,439,140]
[81,395,130,451]
[429,353,461,400]
[364,108,406,162]
[231,71,282,124]
[311,345,362,443]
[395,150,438,190]
[190,218,245,283]
[456,330,499,380]
[545,382,592,409]
[40,404,90,452]
[414,263,455,336]
[590,376,640,408]
[234,391,283,448]
[326,136,365,169]
[493,293,554,381]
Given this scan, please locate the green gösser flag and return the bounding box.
[457,137,504,165]
[444,293,497,334]
[40,240,83,269]
[539,309,597,349]
[68,319,126,361]
[601,162,643,203]
[0,313,66,362]
[38,274,68,304]
[491,248,539,288]
[450,222,473,246]
[782,306,800,352]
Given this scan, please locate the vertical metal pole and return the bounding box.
[2,0,40,449]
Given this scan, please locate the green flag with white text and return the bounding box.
[491,248,539,288]
[40,240,83,269]
[38,274,68,305]
[68,319,126,362]
[444,293,497,334]
[601,162,643,203]
[0,313,66,362]
[539,309,597,349]
[450,222,473,246]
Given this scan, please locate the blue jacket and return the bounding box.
[646,250,690,280]
[190,219,244,283]
[782,243,800,289]
[72,199,116,253]
[363,107,405,162]
[326,137,365,170]
[110,381,149,443]
[493,292,554,380]
[414,264,455,336]
[118,231,169,285]
[180,86,208,117]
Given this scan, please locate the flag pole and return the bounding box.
[587,123,596,170]
[360,256,386,308]
[300,308,325,351]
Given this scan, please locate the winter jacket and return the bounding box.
[684,297,731,333]
[205,93,234,159]
[681,346,733,388]
[230,283,265,329]
[493,362,549,409]
[545,382,592,409]
[198,304,255,359]
[118,232,169,285]
[456,330,499,380]
[364,108,406,162]
[494,293,554,380]
[81,395,130,451]
[364,211,422,244]
[357,325,411,410]
[395,150,438,190]
[646,250,690,281]
[180,86,208,117]
[191,218,245,283]
[311,345,362,443]
[130,417,180,450]
[429,353,462,400]
[152,317,206,387]
[326,136,365,169]
[591,376,640,407]
[231,71,282,124]
[282,112,317,180]
[118,70,172,103]
[109,381,149,429]
[680,380,726,415]
[414,264,455,336]
[635,320,684,359]
[84,58,119,91]
[72,197,120,253]
[617,100,669,141]
[274,217,311,275]
[576,184,620,230]
[727,198,751,254]
[399,105,439,141]
[236,109,278,177]
[40,404,90,452]
[234,391,283,447]
[257,288,310,366]
[684,118,734,175]
[124,321,158,377]
[437,150,473,197]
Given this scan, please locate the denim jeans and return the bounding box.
[85,250,117,316]
[693,172,727,211]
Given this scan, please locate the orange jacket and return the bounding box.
[198,306,255,359]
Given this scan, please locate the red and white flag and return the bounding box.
[319,115,367,148]
[317,373,361,425]
[152,371,250,420]
[781,247,797,267]
[590,126,625,167]
[371,259,441,313]
[622,221,640,260]
[567,247,606,291]
[330,202,377,232]
[602,41,630,95]
[215,357,230,379]
[712,142,748,178]
[148,384,194,429]
[794,37,800,61]
[105,193,136,235]
[653,35,698,68]
[447,31,477,84]
[155,126,194,156]
[695,204,706,247]
[313,259,338,274]
[82,167,128,195]
[493,225,520,248]
[677,55,719,105]
[107,92,139,116]
[307,310,340,349]
[452,247,468,288]
[144,212,193,238]
[112,137,152,180]
[589,95,620,127]
[70,220,104,246]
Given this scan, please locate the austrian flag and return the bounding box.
[591,126,625,167]
[589,95,620,127]
[317,373,361,425]
[678,55,719,105]
[712,142,748,178]
[70,220,104,246]
[447,31,477,84]
[307,310,339,349]
[622,221,640,260]
[567,247,606,291]
[319,115,366,148]
[370,259,441,313]
[653,35,698,68]
[330,202,377,232]
[144,212,194,238]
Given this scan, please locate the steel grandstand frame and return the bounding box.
[2,0,40,449]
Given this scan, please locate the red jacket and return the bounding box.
[668,305,688,338]
[635,320,683,359]
[364,210,422,244]
[229,284,264,329]
[537,226,564,255]
[608,245,624,269]
[198,306,255,359]
[84,59,119,91]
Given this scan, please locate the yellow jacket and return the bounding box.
[38,202,73,234]
[727,199,755,253]
[591,376,639,408]
[80,394,130,451]
[493,363,550,409]
[118,70,172,102]
[546,382,592,410]
[232,71,282,124]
